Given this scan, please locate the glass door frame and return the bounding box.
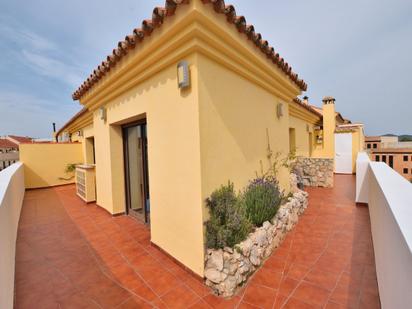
[122,119,150,224]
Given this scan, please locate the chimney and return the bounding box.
[302,96,309,105]
[52,123,56,133]
[322,96,336,159]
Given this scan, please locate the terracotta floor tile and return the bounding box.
[83,278,131,308]
[330,283,360,308]
[146,269,181,296]
[242,283,277,309]
[359,291,381,309]
[263,256,287,273]
[237,301,261,308]
[303,267,340,291]
[184,275,212,297]
[58,292,101,309]
[250,268,283,289]
[291,281,330,307]
[286,263,311,281]
[131,281,158,302]
[160,284,200,309]
[202,294,241,308]
[15,176,380,308]
[116,296,153,309]
[324,301,350,309]
[283,297,318,309]
[273,293,288,309]
[278,276,300,297]
[186,299,211,308]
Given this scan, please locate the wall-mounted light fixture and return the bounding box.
[276,103,284,118]
[177,61,190,89]
[99,106,106,121]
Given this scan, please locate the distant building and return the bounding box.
[366,135,412,182]
[0,135,33,171]
[0,139,19,171]
[5,135,33,144]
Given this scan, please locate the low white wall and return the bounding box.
[355,152,370,203]
[0,163,25,309]
[356,153,412,309]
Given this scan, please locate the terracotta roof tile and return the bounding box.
[0,139,18,149]
[7,135,33,143]
[293,98,323,118]
[72,0,307,101]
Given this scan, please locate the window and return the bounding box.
[404,155,408,162]
[375,155,380,162]
[389,156,394,168]
[373,143,377,149]
[382,155,387,163]
[403,168,409,174]
[367,144,371,149]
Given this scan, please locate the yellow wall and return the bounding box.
[288,115,316,157]
[313,102,336,159]
[20,143,83,189]
[197,54,294,203]
[88,53,204,276]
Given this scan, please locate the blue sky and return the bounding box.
[0,0,411,138]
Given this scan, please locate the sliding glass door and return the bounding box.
[123,122,150,223]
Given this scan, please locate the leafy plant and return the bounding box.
[205,182,251,249]
[65,163,79,174]
[240,175,282,227]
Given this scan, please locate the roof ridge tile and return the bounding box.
[72,0,307,100]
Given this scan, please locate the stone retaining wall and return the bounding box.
[294,157,334,188]
[204,190,309,297]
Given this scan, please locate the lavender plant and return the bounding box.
[241,175,282,227]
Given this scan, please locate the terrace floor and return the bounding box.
[15,175,380,309]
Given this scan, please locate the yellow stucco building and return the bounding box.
[56,0,364,276]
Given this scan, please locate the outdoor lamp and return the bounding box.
[99,106,106,121]
[177,61,190,89]
[276,103,284,118]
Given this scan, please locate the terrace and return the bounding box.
[12,174,379,308]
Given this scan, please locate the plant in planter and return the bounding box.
[205,182,251,249]
[240,175,283,227]
[58,163,80,181]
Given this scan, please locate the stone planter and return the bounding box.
[204,189,309,297]
[294,157,334,188]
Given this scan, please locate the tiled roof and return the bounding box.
[292,98,322,118]
[72,0,307,101]
[7,135,33,144]
[0,139,18,149]
[309,104,351,124]
[56,108,89,137]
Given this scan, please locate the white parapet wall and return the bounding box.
[356,153,412,309]
[355,152,370,203]
[0,163,25,309]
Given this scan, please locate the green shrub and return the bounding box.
[241,175,282,227]
[205,182,251,249]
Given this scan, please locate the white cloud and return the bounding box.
[0,24,56,52]
[0,21,84,89]
[0,90,81,137]
[22,50,83,88]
